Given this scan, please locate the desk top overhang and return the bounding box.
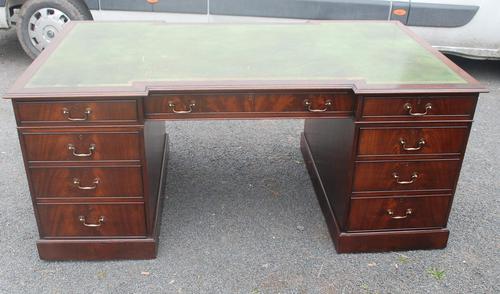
[6,21,486,99]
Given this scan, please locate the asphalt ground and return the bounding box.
[0,27,499,293]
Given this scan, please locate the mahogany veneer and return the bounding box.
[30,166,143,199]
[22,130,142,162]
[254,92,354,115]
[360,96,477,121]
[357,126,469,157]
[4,21,487,259]
[37,203,147,237]
[352,159,461,193]
[15,99,139,125]
[347,195,452,231]
[145,91,355,119]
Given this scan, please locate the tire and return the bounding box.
[16,0,92,59]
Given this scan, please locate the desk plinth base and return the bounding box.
[36,133,169,261]
[37,238,158,260]
[300,133,450,253]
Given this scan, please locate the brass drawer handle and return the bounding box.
[62,107,92,121]
[404,103,432,116]
[68,143,96,157]
[400,138,426,151]
[168,101,196,114]
[304,99,332,112]
[387,208,413,219]
[79,216,105,227]
[73,178,99,190]
[392,172,419,184]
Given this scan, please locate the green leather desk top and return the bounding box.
[7,21,484,98]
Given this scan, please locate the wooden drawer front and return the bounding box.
[353,160,460,192]
[254,92,353,114]
[16,100,139,124]
[347,196,451,231]
[145,93,252,116]
[361,96,476,120]
[30,166,143,199]
[357,126,469,157]
[23,132,141,162]
[37,203,147,237]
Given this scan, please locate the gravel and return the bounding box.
[0,28,499,293]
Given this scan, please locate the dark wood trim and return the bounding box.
[5,80,487,99]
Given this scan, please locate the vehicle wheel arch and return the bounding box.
[6,0,92,23]
[7,0,92,12]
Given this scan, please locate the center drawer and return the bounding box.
[22,131,142,162]
[30,166,143,199]
[37,203,147,238]
[352,159,461,193]
[144,92,354,118]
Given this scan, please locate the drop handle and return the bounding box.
[392,172,419,185]
[168,101,196,114]
[79,216,105,227]
[68,143,96,157]
[400,138,426,151]
[387,208,413,219]
[404,103,432,116]
[304,99,333,112]
[62,107,92,121]
[73,178,99,190]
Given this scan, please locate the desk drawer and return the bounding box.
[352,160,460,193]
[37,203,147,237]
[254,92,353,115]
[16,100,139,124]
[347,195,451,231]
[30,166,143,199]
[22,131,142,162]
[357,126,469,157]
[361,96,476,121]
[145,93,253,116]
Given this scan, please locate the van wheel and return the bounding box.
[16,0,92,59]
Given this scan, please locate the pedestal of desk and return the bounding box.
[301,93,476,252]
[301,132,449,253]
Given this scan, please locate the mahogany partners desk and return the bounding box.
[5,21,486,260]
